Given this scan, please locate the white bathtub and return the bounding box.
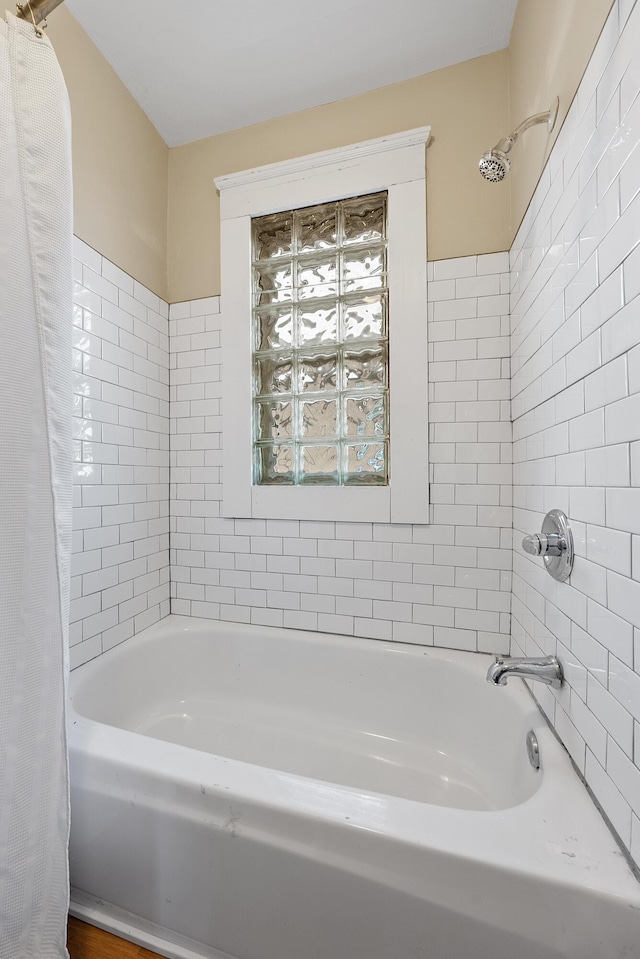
[68,615,640,959]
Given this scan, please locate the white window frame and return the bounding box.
[215,126,430,524]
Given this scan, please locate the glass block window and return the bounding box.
[252,192,389,486]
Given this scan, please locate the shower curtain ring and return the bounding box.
[16,2,45,36]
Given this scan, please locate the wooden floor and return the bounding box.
[67,917,164,959]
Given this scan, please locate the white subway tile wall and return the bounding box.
[511,0,640,868]
[169,252,512,653]
[70,239,170,668]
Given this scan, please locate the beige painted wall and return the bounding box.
[167,52,510,303]
[47,8,169,299]
[41,0,615,303]
[167,0,616,303]
[508,0,616,235]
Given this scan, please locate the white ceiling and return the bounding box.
[65,0,518,147]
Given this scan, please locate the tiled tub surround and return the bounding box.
[71,239,170,669]
[510,0,640,870]
[169,252,512,653]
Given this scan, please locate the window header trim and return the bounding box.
[215,127,431,195]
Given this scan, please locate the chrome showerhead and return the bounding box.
[478,149,511,183]
[478,150,511,183]
[478,97,559,183]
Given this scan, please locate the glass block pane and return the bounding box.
[256,400,293,441]
[255,261,293,306]
[256,307,293,351]
[342,247,385,293]
[345,395,386,438]
[343,294,386,341]
[298,303,338,347]
[253,212,293,260]
[301,399,337,439]
[300,353,338,392]
[345,442,387,484]
[298,256,338,301]
[344,348,386,390]
[296,205,337,253]
[255,355,293,395]
[342,193,386,245]
[251,192,389,489]
[300,445,339,484]
[257,444,294,485]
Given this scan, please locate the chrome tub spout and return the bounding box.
[487,655,563,688]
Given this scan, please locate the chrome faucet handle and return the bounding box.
[522,532,564,557]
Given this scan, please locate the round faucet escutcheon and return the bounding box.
[521,510,573,582]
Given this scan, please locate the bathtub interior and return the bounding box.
[70,616,541,811]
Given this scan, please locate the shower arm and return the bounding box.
[494,98,560,155]
[16,0,65,27]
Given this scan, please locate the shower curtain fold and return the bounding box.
[0,13,73,959]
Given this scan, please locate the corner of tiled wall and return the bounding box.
[70,238,170,668]
[168,250,512,654]
[510,0,640,869]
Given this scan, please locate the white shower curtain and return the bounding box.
[0,13,73,959]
